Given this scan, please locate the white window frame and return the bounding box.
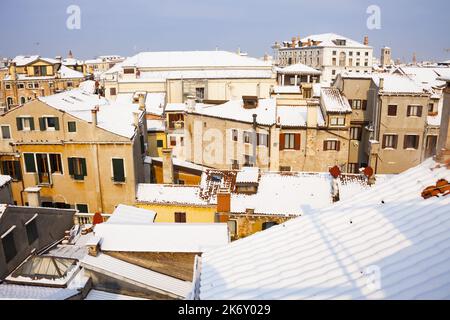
[330,117,345,126]
[19,116,33,131]
[43,115,57,131]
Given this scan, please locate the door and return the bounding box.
[425,136,437,158]
[36,153,51,185]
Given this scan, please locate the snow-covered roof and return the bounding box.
[0,175,12,187]
[278,63,322,75]
[81,253,192,298]
[320,87,352,113]
[106,204,156,225]
[277,105,326,127]
[272,86,301,94]
[281,33,369,49]
[147,119,165,132]
[85,289,148,300]
[197,159,450,299]
[121,51,271,69]
[39,81,143,139]
[93,223,229,253]
[236,167,260,184]
[373,74,429,95]
[133,69,273,81]
[145,92,166,115]
[62,58,83,66]
[12,55,59,66]
[57,65,85,79]
[0,284,79,300]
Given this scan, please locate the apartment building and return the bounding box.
[164,90,352,173]
[334,72,440,174]
[273,33,373,84]
[0,81,148,213]
[85,55,125,78]
[1,55,89,113]
[102,50,276,103]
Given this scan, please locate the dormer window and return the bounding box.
[243,96,258,109]
[123,68,135,74]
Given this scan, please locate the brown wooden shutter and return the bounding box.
[348,99,353,108]
[362,100,367,110]
[279,134,285,151]
[417,106,423,117]
[404,136,408,149]
[393,135,398,149]
[336,141,341,151]
[407,106,411,117]
[294,134,301,150]
[415,136,420,149]
[323,140,328,151]
[382,135,386,149]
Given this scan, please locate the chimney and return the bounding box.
[91,105,99,125]
[133,111,140,128]
[55,56,62,62]
[138,94,146,111]
[412,52,417,65]
[186,95,196,111]
[291,37,297,48]
[306,101,318,127]
[363,35,369,46]
[10,62,17,81]
[217,188,231,213]
[161,148,174,184]
[25,187,41,207]
[379,78,384,91]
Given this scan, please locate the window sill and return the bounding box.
[383,148,396,150]
[112,181,126,185]
[404,148,418,151]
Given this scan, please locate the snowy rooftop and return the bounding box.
[93,223,229,253]
[137,170,391,216]
[11,55,58,66]
[0,284,79,300]
[282,33,370,49]
[320,87,352,113]
[146,119,165,132]
[57,65,85,79]
[81,253,192,299]
[122,51,272,69]
[272,86,301,94]
[277,105,326,127]
[106,204,156,225]
[39,81,143,139]
[278,63,322,75]
[373,74,429,95]
[147,157,206,172]
[85,289,148,300]
[235,167,260,184]
[0,175,12,187]
[196,159,450,299]
[132,69,274,81]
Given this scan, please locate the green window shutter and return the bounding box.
[24,153,36,173]
[29,117,35,131]
[67,157,74,176]
[81,158,87,177]
[54,117,60,131]
[68,122,76,132]
[112,158,125,182]
[39,117,46,131]
[16,118,23,131]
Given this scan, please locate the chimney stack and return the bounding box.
[363,35,369,46]
[291,37,297,48]
[25,187,41,207]
[133,111,140,128]
[91,105,99,125]
[161,148,174,184]
[379,78,384,91]
[217,188,231,213]
[306,101,318,127]
[138,94,146,111]
[186,95,196,111]
[10,62,17,81]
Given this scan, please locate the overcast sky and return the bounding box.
[1,0,449,62]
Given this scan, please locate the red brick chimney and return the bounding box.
[217,189,231,213]
[363,36,369,46]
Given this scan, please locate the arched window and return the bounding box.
[20,96,26,105]
[339,52,347,67]
[7,97,13,108]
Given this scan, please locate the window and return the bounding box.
[262,222,278,230]
[388,105,397,116]
[279,133,300,150]
[68,157,87,181]
[332,58,337,66]
[1,161,22,181]
[195,88,205,100]
[243,131,252,144]
[123,68,135,74]
[1,228,17,263]
[244,155,253,166]
[332,70,336,76]
[170,136,176,146]
[7,97,14,108]
[49,154,63,174]
[382,134,398,149]
[350,127,362,140]
[67,82,73,88]
[25,217,38,245]
[40,117,59,131]
[76,204,89,213]
[356,52,361,56]
[20,97,26,105]
[33,66,47,76]
[279,166,291,172]
[348,163,359,173]
[5,84,11,90]
[404,135,420,149]
[428,103,435,114]
[257,133,269,147]
[27,83,33,89]
[34,83,39,89]
[68,121,77,132]
[332,51,337,55]
[16,117,35,131]
[157,140,164,148]
[349,51,353,56]
[330,117,345,126]
[407,105,422,117]
[231,129,238,142]
[112,158,125,183]
[180,137,184,147]
[110,88,117,96]
[351,99,362,110]
[174,212,186,223]
[227,220,237,237]
[231,159,239,170]
[1,125,11,139]
[324,140,340,151]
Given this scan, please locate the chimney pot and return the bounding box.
[91,106,99,125]
[364,35,369,46]
[161,148,174,184]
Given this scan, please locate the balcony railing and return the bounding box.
[74,212,112,225]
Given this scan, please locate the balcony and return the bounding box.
[74,212,112,225]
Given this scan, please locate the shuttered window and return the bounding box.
[404,135,420,149]
[174,212,186,223]
[39,117,59,131]
[382,135,398,149]
[407,106,423,117]
[388,105,397,116]
[68,157,87,181]
[257,133,269,147]
[324,140,340,151]
[112,158,125,183]
[68,121,77,132]
[1,126,11,139]
[1,161,22,181]
[280,133,300,150]
[16,117,34,131]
